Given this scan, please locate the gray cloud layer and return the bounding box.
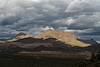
[0,0,100,41]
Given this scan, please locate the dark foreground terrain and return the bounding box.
[0,58,99,67]
[0,53,100,67]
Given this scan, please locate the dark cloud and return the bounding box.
[0,0,100,41]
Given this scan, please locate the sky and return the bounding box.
[0,0,100,41]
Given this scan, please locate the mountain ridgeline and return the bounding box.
[35,30,91,47]
[0,30,99,61]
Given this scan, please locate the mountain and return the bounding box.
[35,30,90,47]
[0,30,100,61]
[77,38,98,45]
[7,32,33,42]
[16,32,33,39]
[6,30,91,48]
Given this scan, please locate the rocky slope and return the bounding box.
[35,30,90,47]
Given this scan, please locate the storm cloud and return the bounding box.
[0,0,100,41]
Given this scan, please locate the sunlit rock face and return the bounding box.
[36,30,90,47]
[6,29,91,48]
